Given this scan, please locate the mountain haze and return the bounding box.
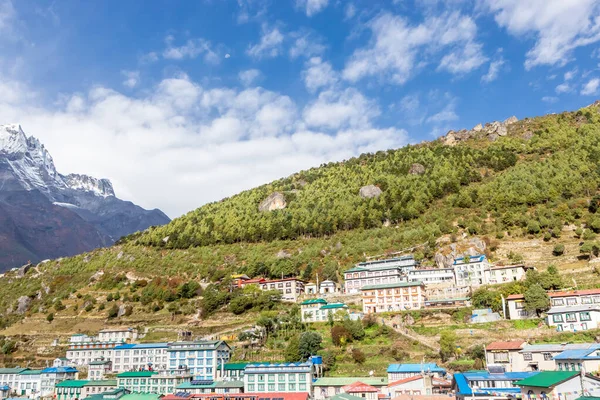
[0,124,170,271]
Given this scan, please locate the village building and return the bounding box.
[239,278,266,289]
[230,274,251,288]
[387,375,451,397]
[70,333,95,343]
[117,368,191,395]
[453,255,492,288]
[453,370,539,400]
[340,382,380,400]
[83,387,130,400]
[489,265,534,285]
[216,362,252,381]
[361,282,427,314]
[98,328,139,343]
[40,366,79,397]
[17,369,43,398]
[319,280,341,294]
[54,379,89,400]
[391,395,456,400]
[485,341,528,371]
[260,278,306,302]
[113,342,169,372]
[178,393,310,400]
[300,299,349,323]
[0,368,28,395]
[66,341,120,367]
[387,364,446,381]
[167,341,231,381]
[515,371,600,400]
[176,380,244,394]
[312,377,388,400]
[554,347,600,374]
[243,362,313,393]
[89,359,113,380]
[305,283,318,295]
[408,268,456,286]
[344,256,418,294]
[82,380,119,398]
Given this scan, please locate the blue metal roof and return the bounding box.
[463,371,538,381]
[454,255,486,264]
[387,363,446,373]
[454,372,540,396]
[114,343,168,350]
[41,367,78,373]
[0,386,10,391]
[555,348,600,360]
[454,374,472,395]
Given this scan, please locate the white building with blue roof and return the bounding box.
[453,370,540,400]
[167,341,231,381]
[40,366,78,397]
[243,362,314,393]
[387,364,446,381]
[516,343,600,372]
[343,256,418,294]
[453,255,492,287]
[554,347,600,374]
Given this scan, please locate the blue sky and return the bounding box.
[1,0,600,217]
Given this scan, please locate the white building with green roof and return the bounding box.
[344,256,417,294]
[300,299,349,323]
[17,369,43,398]
[0,368,28,395]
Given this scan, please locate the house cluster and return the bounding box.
[452,340,600,400]
[506,288,600,332]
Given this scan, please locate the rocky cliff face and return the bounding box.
[0,124,170,271]
[441,116,519,146]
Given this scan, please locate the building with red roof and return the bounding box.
[485,341,528,371]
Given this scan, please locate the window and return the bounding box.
[288,374,295,382]
[248,375,255,382]
[515,302,525,309]
[258,384,264,391]
[523,353,532,361]
[299,384,307,391]
[582,323,588,330]
[268,375,275,382]
[278,375,285,382]
[268,384,275,391]
[247,384,255,392]
[565,313,577,323]
[493,352,509,363]
[543,353,553,361]
[553,314,564,323]
[583,297,592,304]
[299,374,306,382]
[278,384,285,391]
[567,298,577,305]
[289,383,296,391]
[557,324,563,332]
[258,375,264,382]
[553,299,565,306]
[580,312,591,321]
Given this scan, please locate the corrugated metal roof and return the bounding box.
[515,371,579,388]
[554,348,600,360]
[387,363,445,373]
[362,282,424,291]
[313,377,388,386]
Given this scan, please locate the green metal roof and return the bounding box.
[84,380,117,387]
[321,303,348,310]
[215,381,244,388]
[117,371,156,378]
[515,371,579,388]
[224,362,252,370]
[0,368,28,374]
[300,298,327,305]
[313,377,388,387]
[19,370,42,375]
[89,360,112,365]
[120,394,161,400]
[329,394,365,400]
[576,397,600,400]
[56,380,89,388]
[360,281,424,290]
[176,382,215,389]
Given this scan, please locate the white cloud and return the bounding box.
[162,36,220,64]
[480,0,600,69]
[121,70,140,88]
[0,0,15,33]
[239,69,262,86]
[247,25,284,59]
[581,78,600,95]
[426,99,458,123]
[302,57,337,93]
[481,58,505,83]
[343,11,486,84]
[555,83,571,94]
[296,0,329,17]
[0,75,408,217]
[564,68,578,81]
[289,31,326,59]
[542,96,559,103]
[344,3,356,20]
[139,52,159,64]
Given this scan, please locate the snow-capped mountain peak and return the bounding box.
[63,173,115,197]
[0,124,28,156]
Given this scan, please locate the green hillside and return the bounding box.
[2,103,600,332]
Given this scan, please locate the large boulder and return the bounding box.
[504,116,518,125]
[409,163,426,175]
[18,263,33,277]
[359,185,382,199]
[472,123,483,132]
[259,192,287,212]
[16,296,31,314]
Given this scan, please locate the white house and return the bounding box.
[66,341,120,367]
[112,342,169,372]
[361,282,426,313]
[489,265,534,284]
[516,371,600,400]
[515,343,600,372]
[166,340,231,381]
[312,377,388,400]
[17,369,43,398]
[485,341,528,371]
[305,283,318,295]
[89,359,112,380]
[40,366,79,397]
[453,255,492,287]
[300,299,349,323]
[547,305,600,332]
[319,280,341,294]
[243,362,314,393]
[98,328,138,343]
[554,347,600,374]
[344,256,418,294]
[0,368,28,396]
[407,268,456,286]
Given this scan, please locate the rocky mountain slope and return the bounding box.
[0,124,170,271]
[1,103,600,329]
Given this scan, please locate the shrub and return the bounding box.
[527,221,541,234]
[351,348,365,364]
[553,244,565,256]
[331,325,352,346]
[107,304,119,319]
[46,313,54,323]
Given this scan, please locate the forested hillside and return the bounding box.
[2,103,600,330]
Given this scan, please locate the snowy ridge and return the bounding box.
[0,124,114,198]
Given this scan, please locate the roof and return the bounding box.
[521,343,600,353]
[114,342,169,350]
[300,298,327,305]
[190,394,310,400]
[321,303,348,310]
[576,397,600,400]
[117,371,157,377]
[491,264,533,270]
[388,376,423,387]
[167,340,229,350]
[361,282,424,291]
[19,370,42,375]
[262,278,306,284]
[509,289,600,301]
[454,372,540,396]
[313,377,388,387]
[554,348,600,360]
[224,362,253,370]
[177,381,244,389]
[387,364,445,374]
[99,327,135,333]
[84,380,117,387]
[547,305,600,314]
[486,341,527,351]
[330,394,365,400]
[392,396,456,400]
[342,382,380,393]
[89,360,112,365]
[55,380,89,388]
[41,367,78,373]
[515,371,579,388]
[454,255,486,264]
[0,386,9,391]
[120,394,161,400]
[0,368,28,374]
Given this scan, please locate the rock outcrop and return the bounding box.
[359,185,382,199]
[441,116,519,146]
[409,163,426,175]
[259,192,287,211]
[16,296,31,314]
